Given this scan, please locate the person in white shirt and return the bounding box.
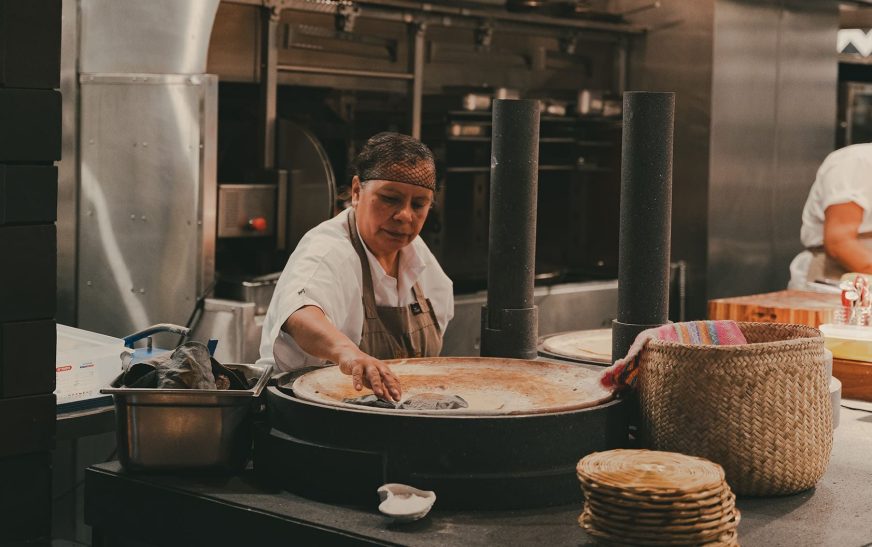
[258,132,454,402]
[789,143,872,289]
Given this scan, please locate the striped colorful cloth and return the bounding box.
[600,320,747,391]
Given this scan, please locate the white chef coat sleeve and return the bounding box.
[439,277,454,333]
[266,249,357,350]
[428,255,454,333]
[819,155,872,213]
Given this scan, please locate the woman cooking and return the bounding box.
[258,132,454,402]
[789,142,872,289]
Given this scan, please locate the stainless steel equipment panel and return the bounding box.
[79,0,219,75]
[708,0,838,298]
[189,299,261,365]
[217,184,276,238]
[78,74,217,338]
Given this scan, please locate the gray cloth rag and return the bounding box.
[398,393,468,411]
[343,394,397,409]
[118,341,252,390]
[152,342,217,389]
[343,393,469,411]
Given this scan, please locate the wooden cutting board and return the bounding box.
[708,290,839,328]
[710,290,872,401]
[833,358,872,402]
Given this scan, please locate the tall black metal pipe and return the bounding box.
[612,92,675,362]
[481,99,540,359]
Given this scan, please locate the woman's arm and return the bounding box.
[283,305,402,401]
[823,202,872,273]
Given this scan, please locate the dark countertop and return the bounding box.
[85,405,872,547]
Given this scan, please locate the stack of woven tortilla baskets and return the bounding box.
[577,449,740,546]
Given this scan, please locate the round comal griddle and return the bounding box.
[292,357,612,416]
[538,328,614,366]
[254,357,628,509]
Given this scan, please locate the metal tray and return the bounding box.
[101,363,273,472]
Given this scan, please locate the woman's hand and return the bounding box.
[337,351,403,402]
[285,306,403,402]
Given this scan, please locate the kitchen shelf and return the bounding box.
[446,119,492,125]
[576,140,614,147]
[540,115,577,123]
[445,136,576,143]
[445,111,581,124]
[446,110,491,117]
[444,165,576,173]
[576,165,614,173]
[577,116,623,126]
[445,166,490,173]
[446,136,491,142]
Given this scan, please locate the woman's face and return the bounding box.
[352,176,434,258]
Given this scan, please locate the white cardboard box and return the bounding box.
[55,324,128,409]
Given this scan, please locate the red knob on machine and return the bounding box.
[248,217,268,232]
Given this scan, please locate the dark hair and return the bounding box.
[352,132,437,191]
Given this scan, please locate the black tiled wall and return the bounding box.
[0,319,56,398]
[0,0,62,88]
[0,165,59,225]
[0,452,53,541]
[0,0,61,543]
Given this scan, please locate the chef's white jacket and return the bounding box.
[789,143,872,289]
[257,207,454,371]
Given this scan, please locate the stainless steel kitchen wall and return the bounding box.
[708,0,838,299]
[79,0,219,74]
[626,0,716,319]
[77,75,217,337]
[75,0,220,336]
[628,0,839,314]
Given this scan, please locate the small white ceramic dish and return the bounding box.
[377,483,436,522]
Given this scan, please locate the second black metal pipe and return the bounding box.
[481,99,540,359]
[612,91,675,361]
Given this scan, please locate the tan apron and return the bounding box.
[806,233,872,282]
[347,211,443,359]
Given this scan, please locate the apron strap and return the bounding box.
[807,231,872,253]
[347,210,380,320]
[411,282,431,314]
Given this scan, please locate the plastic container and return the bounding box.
[56,325,130,410]
[819,323,872,361]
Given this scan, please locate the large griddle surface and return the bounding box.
[291,357,612,416]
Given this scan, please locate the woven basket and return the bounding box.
[638,322,833,496]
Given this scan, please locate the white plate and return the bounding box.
[377,483,436,522]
